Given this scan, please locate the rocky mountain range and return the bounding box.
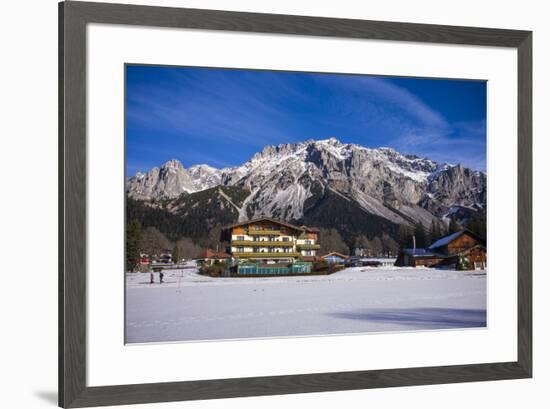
[126,138,486,243]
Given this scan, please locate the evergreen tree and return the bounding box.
[429,220,443,243]
[172,244,180,264]
[397,224,413,249]
[448,218,461,234]
[126,219,142,272]
[425,224,432,247]
[466,218,487,239]
[414,222,428,248]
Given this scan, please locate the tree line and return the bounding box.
[125,219,206,272]
[345,216,486,257]
[126,209,487,271]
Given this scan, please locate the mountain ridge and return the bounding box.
[126,138,486,241]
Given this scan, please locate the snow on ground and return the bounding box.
[125,264,486,344]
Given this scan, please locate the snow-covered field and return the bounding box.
[125,264,486,344]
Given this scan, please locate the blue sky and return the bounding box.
[126,65,486,175]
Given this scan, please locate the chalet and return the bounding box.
[395,229,486,270]
[221,217,320,262]
[321,252,349,265]
[220,217,321,274]
[297,226,321,258]
[428,230,486,270]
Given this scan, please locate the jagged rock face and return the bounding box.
[126,138,486,227]
[421,165,487,217]
[126,160,222,201]
[186,164,223,191]
[126,160,193,201]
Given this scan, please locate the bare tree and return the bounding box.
[352,235,371,256]
[381,232,399,257]
[175,237,203,260]
[319,228,349,255]
[141,227,172,259]
[369,236,383,257]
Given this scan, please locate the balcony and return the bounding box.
[233,252,301,258]
[296,243,321,250]
[247,229,281,236]
[232,240,294,247]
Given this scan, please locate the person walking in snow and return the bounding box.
[150,272,154,284]
[159,271,164,283]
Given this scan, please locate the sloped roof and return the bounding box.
[453,243,487,256]
[321,252,349,259]
[428,229,483,250]
[222,217,305,232]
[401,248,438,257]
[428,231,463,250]
[196,249,231,259]
[300,256,320,262]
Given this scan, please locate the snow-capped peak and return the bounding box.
[162,159,184,172]
[126,137,484,225]
[316,136,341,145]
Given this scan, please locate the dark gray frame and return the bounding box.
[59,1,532,407]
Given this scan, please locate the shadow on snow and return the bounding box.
[328,307,486,329]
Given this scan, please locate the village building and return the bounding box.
[395,229,486,270]
[396,248,444,267]
[321,252,349,264]
[296,226,321,258]
[195,249,232,266]
[139,253,149,265]
[156,249,173,264]
[220,217,321,274]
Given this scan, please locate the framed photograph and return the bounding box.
[59,1,532,407]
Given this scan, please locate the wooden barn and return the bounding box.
[395,229,486,270]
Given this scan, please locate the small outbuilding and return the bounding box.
[195,249,232,266]
[321,252,349,264]
[394,248,444,267]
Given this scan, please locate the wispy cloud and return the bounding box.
[126,66,487,173]
[127,69,302,147]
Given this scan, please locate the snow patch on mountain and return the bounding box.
[126,138,486,227]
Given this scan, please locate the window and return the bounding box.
[236,247,244,253]
[282,237,289,242]
[236,235,245,241]
[305,239,312,244]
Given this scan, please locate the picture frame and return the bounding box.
[59,1,532,407]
